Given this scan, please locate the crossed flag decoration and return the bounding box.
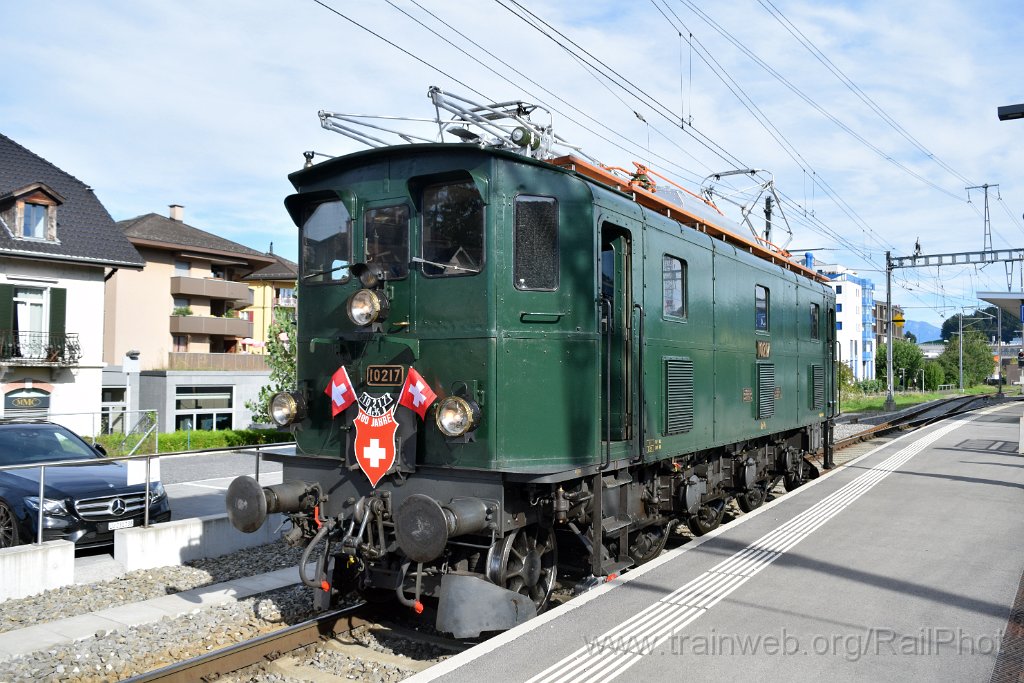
[324,365,437,487]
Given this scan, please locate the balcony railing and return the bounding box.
[169,315,253,337]
[0,330,82,366]
[274,296,297,307]
[170,276,253,307]
[167,352,269,371]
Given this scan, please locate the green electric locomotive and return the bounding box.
[227,88,836,637]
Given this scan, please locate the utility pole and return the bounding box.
[966,183,999,253]
[885,251,895,411]
[959,313,964,392]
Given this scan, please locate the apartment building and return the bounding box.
[813,260,877,381]
[238,245,297,353]
[103,206,275,432]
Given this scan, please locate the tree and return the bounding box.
[245,307,297,424]
[941,307,1019,344]
[937,330,994,388]
[875,338,924,388]
[837,361,855,394]
[903,330,917,344]
[923,361,945,391]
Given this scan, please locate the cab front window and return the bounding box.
[364,205,409,279]
[421,181,484,277]
[301,200,352,283]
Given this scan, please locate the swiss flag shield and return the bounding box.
[353,406,399,487]
[324,366,355,417]
[398,367,437,420]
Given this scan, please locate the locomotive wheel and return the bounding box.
[0,502,18,548]
[784,459,819,492]
[736,485,766,513]
[629,521,675,566]
[687,503,725,537]
[486,525,557,611]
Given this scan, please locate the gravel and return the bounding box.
[0,540,303,635]
[0,584,317,682]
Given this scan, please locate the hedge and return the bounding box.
[94,428,293,457]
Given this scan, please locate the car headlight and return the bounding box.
[346,289,389,326]
[435,396,481,437]
[148,482,167,503]
[24,497,68,515]
[270,391,307,427]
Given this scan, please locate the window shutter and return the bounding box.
[0,284,12,330]
[49,288,66,336]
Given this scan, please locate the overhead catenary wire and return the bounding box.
[314,0,992,323]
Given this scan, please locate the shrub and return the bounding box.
[856,379,886,393]
[93,428,292,456]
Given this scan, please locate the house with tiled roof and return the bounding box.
[104,206,276,432]
[238,244,297,354]
[0,133,144,434]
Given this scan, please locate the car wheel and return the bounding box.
[0,501,20,548]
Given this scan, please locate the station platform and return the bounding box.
[413,401,1024,682]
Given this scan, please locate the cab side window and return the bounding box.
[663,255,687,319]
[514,195,558,290]
[755,285,769,331]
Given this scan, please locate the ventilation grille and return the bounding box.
[757,363,775,419]
[665,358,694,435]
[811,364,825,409]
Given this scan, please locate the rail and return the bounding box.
[0,440,295,545]
[123,604,370,683]
[832,394,1015,451]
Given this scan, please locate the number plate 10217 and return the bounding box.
[366,365,405,386]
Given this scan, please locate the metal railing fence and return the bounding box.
[0,440,295,545]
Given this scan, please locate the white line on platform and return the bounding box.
[406,403,1015,683]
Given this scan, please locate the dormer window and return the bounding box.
[0,182,64,243]
[23,203,47,239]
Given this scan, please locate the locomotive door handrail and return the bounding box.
[631,302,646,463]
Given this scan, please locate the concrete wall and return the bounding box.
[0,541,74,601]
[114,513,282,572]
[104,246,178,369]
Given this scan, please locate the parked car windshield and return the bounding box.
[0,424,100,467]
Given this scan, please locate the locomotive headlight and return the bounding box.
[435,396,480,437]
[347,288,390,326]
[270,391,306,427]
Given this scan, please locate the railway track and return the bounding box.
[124,603,468,683]
[124,394,1014,682]
[833,393,1018,451]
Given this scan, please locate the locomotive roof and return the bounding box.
[292,142,829,284]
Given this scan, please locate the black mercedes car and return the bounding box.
[0,421,172,548]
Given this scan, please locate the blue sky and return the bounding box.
[1,1,1022,326]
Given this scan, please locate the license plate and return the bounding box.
[107,519,135,531]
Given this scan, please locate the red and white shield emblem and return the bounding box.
[353,405,399,487]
